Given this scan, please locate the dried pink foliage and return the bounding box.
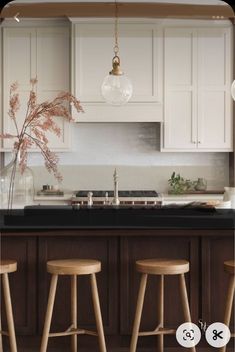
[1,79,83,181]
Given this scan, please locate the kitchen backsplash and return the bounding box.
[30,164,228,193]
[5,123,229,192]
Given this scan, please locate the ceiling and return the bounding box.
[0,0,234,20]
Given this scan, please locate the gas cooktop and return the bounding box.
[75,190,159,198]
[72,190,160,206]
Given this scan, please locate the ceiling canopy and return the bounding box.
[1,0,234,20]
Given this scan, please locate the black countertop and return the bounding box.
[0,206,235,230]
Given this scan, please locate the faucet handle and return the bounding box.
[87,191,93,206]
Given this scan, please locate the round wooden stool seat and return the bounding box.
[0,260,17,274]
[136,258,189,275]
[224,260,235,275]
[41,259,106,352]
[47,259,101,275]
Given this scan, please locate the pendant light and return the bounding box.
[101,0,133,106]
[231,80,235,100]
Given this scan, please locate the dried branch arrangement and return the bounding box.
[0,79,83,208]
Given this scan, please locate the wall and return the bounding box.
[4,123,228,193]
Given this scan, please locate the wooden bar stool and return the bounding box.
[130,259,195,352]
[0,260,17,352]
[221,260,235,352]
[40,259,106,352]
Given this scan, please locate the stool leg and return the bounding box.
[0,312,3,352]
[220,275,235,352]
[179,274,196,352]
[71,275,77,352]
[90,273,106,352]
[40,274,58,352]
[130,273,148,352]
[2,273,17,352]
[157,275,164,352]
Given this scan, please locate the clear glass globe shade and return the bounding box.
[231,80,235,101]
[101,74,133,106]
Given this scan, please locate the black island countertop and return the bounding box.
[1,205,234,352]
[1,205,235,230]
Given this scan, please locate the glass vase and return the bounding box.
[0,153,34,209]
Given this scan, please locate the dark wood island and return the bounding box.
[0,207,234,352]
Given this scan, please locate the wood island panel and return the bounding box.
[202,236,235,326]
[0,236,37,335]
[0,228,234,352]
[120,236,199,333]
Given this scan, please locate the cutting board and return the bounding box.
[168,190,224,195]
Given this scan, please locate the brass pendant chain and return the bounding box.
[114,0,119,57]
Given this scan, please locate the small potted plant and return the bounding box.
[168,172,196,194]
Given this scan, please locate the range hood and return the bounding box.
[1,0,234,20]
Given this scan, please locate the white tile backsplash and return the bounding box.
[5,123,229,192]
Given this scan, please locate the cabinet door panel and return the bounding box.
[198,90,227,146]
[2,28,36,149]
[163,28,197,150]
[164,90,196,149]
[0,235,37,335]
[198,29,226,87]
[2,26,71,151]
[36,27,71,150]
[201,235,234,350]
[197,28,232,150]
[163,25,233,152]
[164,28,194,86]
[37,28,69,90]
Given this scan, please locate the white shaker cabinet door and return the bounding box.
[2,28,36,150]
[162,24,233,152]
[2,26,71,151]
[197,27,233,151]
[163,28,197,150]
[72,22,163,122]
[36,27,71,150]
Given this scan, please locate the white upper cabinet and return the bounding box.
[2,19,233,152]
[162,23,233,152]
[2,24,71,151]
[71,21,163,122]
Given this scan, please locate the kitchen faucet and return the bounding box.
[112,168,120,206]
[87,191,93,206]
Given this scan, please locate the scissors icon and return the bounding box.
[213,330,223,340]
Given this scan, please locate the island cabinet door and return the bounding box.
[38,236,118,337]
[120,235,199,345]
[201,235,234,332]
[0,235,37,335]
